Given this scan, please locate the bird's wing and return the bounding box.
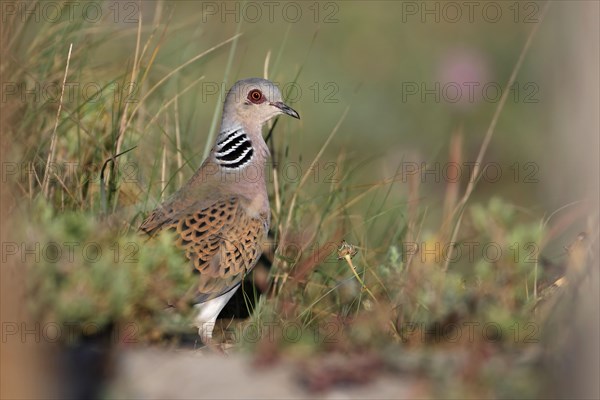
[140,196,267,302]
[139,203,175,236]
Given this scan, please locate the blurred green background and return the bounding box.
[5,1,598,219]
[5,1,598,221]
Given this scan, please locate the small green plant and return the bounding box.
[25,200,194,343]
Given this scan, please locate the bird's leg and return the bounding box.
[198,324,227,354]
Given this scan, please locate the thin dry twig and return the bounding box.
[42,43,73,198]
[126,33,243,131]
[115,0,143,156]
[443,2,550,271]
[143,75,205,131]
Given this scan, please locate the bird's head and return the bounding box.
[223,78,300,128]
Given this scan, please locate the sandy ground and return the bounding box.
[109,347,420,399]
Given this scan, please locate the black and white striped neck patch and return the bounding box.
[215,128,254,169]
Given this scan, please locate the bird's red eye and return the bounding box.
[248,89,264,104]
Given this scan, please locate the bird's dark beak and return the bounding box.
[271,101,300,119]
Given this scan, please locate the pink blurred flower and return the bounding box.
[437,48,492,111]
